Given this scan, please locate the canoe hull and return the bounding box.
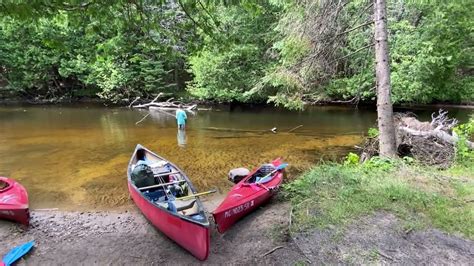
[128,183,210,260]
[0,208,29,226]
[212,159,284,233]
[212,189,275,233]
[0,177,29,226]
[127,145,210,261]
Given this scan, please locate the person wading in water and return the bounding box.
[176,104,187,130]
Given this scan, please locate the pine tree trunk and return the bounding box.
[374,0,397,158]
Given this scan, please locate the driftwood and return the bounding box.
[135,113,150,125]
[202,127,277,134]
[132,93,197,112]
[261,246,284,257]
[149,107,177,118]
[132,93,164,108]
[149,104,197,112]
[288,125,303,133]
[360,110,472,167]
[128,96,140,108]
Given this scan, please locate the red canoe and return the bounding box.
[0,177,30,226]
[127,145,210,261]
[212,158,286,233]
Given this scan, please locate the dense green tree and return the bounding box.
[258,0,473,108]
[187,3,278,103]
[0,1,192,102]
[0,0,472,105]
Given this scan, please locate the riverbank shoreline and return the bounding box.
[1,97,473,110]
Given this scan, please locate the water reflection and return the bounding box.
[177,129,187,148]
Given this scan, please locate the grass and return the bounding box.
[284,158,474,239]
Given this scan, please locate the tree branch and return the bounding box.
[336,20,373,36]
[331,43,374,63]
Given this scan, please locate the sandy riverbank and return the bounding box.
[0,199,303,265]
[1,199,472,265]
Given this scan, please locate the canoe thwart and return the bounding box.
[138,180,187,191]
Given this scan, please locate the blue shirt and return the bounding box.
[176,109,187,125]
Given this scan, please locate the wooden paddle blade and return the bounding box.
[177,189,217,200]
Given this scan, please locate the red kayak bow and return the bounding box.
[0,177,30,226]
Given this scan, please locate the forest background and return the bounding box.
[0,0,472,108]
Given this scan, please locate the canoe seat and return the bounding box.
[259,164,275,176]
[248,164,275,183]
[175,199,196,212]
[143,189,166,202]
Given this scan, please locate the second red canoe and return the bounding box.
[212,159,286,233]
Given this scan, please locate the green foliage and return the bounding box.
[260,0,474,106]
[453,116,474,165]
[189,43,263,102]
[344,152,359,166]
[0,0,472,105]
[367,127,379,138]
[187,4,278,103]
[0,2,191,102]
[284,160,474,239]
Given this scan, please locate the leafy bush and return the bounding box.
[453,116,474,165]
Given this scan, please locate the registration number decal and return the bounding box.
[0,210,15,216]
[224,200,254,218]
[0,195,17,203]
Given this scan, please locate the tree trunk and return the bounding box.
[374,0,397,158]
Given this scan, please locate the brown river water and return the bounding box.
[0,104,471,210]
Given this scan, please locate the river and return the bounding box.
[0,104,471,210]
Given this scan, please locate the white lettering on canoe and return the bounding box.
[224,200,254,218]
[0,195,17,203]
[0,210,15,216]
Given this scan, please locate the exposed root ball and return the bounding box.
[360,110,464,168]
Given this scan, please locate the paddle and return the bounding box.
[256,163,288,184]
[2,241,34,266]
[176,189,217,201]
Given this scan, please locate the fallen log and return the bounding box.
[361,110,472,166]
[149,107,177,118]
[398,126,474,149]
[149,105,196,114]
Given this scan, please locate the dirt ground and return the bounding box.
[293,212,474,264]
[1,200,473,265]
